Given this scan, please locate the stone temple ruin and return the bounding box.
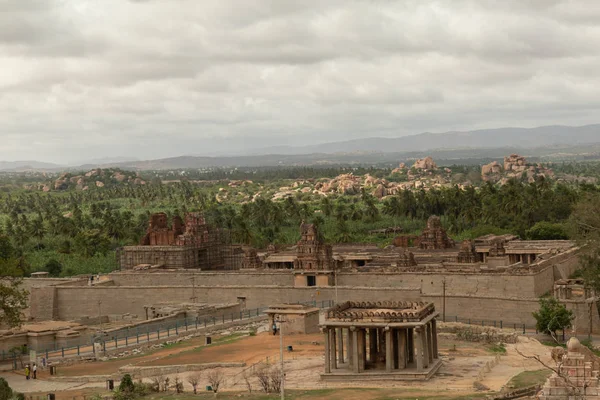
[118,212,244,270]
[321,301,440,380]
[416,215,455,250]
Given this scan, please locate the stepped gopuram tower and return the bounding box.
[175,212,210,246]
[456,240,480,263]
[295,222,333,270]
[416,216,455,250]
[140,212,184,246]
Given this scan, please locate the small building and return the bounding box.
[264,304,320,334]
[321,301,441,380]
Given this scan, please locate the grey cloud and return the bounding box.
[1,0,600,163]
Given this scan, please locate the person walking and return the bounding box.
[25,365,30,380]
[32,363,37,379]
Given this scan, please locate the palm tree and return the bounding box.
[29,217,46,249]
[334,219,353,243]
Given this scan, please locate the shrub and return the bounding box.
[44,259,62,277]
[0,377,12,400]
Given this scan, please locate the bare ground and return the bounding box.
[0,326,555,399]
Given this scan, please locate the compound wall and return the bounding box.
[28,250,593,332]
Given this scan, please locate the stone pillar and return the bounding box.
[348,328,354,367]
[330,328,337,370]
[351,327,359,373]
[369,328,377,363]
[407,327,414,364]
[362,329,367,369]
[337,328,344,364]
[431,320,438,359]
[398,328,407,369]
[415,327,423,372]
[385,328,393,372]
[422,325,429,369]
[324,328,331,373]
[392,328,399,370]
[427,323,434,364]
[357,329,366,372]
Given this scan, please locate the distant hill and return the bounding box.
[3,124,600,171]
[0,160,63,171]
[98,143,600,170]
[249,124,600,155]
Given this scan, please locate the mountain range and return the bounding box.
[246,124,600,155]
[2,124,600,171]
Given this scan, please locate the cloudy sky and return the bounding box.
[2,0,600,164]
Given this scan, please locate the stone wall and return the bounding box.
[337,270,546,298]
[119,246,197,269]
[39,285,420,320]
[30,283,600,333]
[111,268,555,299]
[110,271,294,287]
[29,286,57,321]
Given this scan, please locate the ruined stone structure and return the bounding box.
[296,222,333,271]
[241,247,261,269]
[397,251,418,268]
[143,302,239,321]
[456,240,479,263]
[175,213,209,246]
[415,216,455,250]
[554,279,595,301]
[393,235,418,248]
[264,304,320,334]
[321,301,441,380]
[539,337,600,399]
[140,212,184,246]
[119,212,239,270]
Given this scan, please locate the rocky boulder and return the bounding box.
[413,157,437,170]
[481,161,502,176]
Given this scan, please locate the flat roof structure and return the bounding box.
[321,301,441,381]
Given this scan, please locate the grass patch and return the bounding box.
[506,369,552,389]
[487,343,506,354]
[540,340,565,348]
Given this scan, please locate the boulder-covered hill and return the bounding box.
[25,168,147,192]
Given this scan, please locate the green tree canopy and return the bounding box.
[73,229,111,257]
[532,297,574,337]
[0,258,28,328]
[44,259,63,277]
[568,194,600,293]
[526,221,569,240]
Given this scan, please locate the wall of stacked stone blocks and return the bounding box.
[27,248,600,333]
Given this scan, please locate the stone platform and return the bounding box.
[321,358,442,381]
